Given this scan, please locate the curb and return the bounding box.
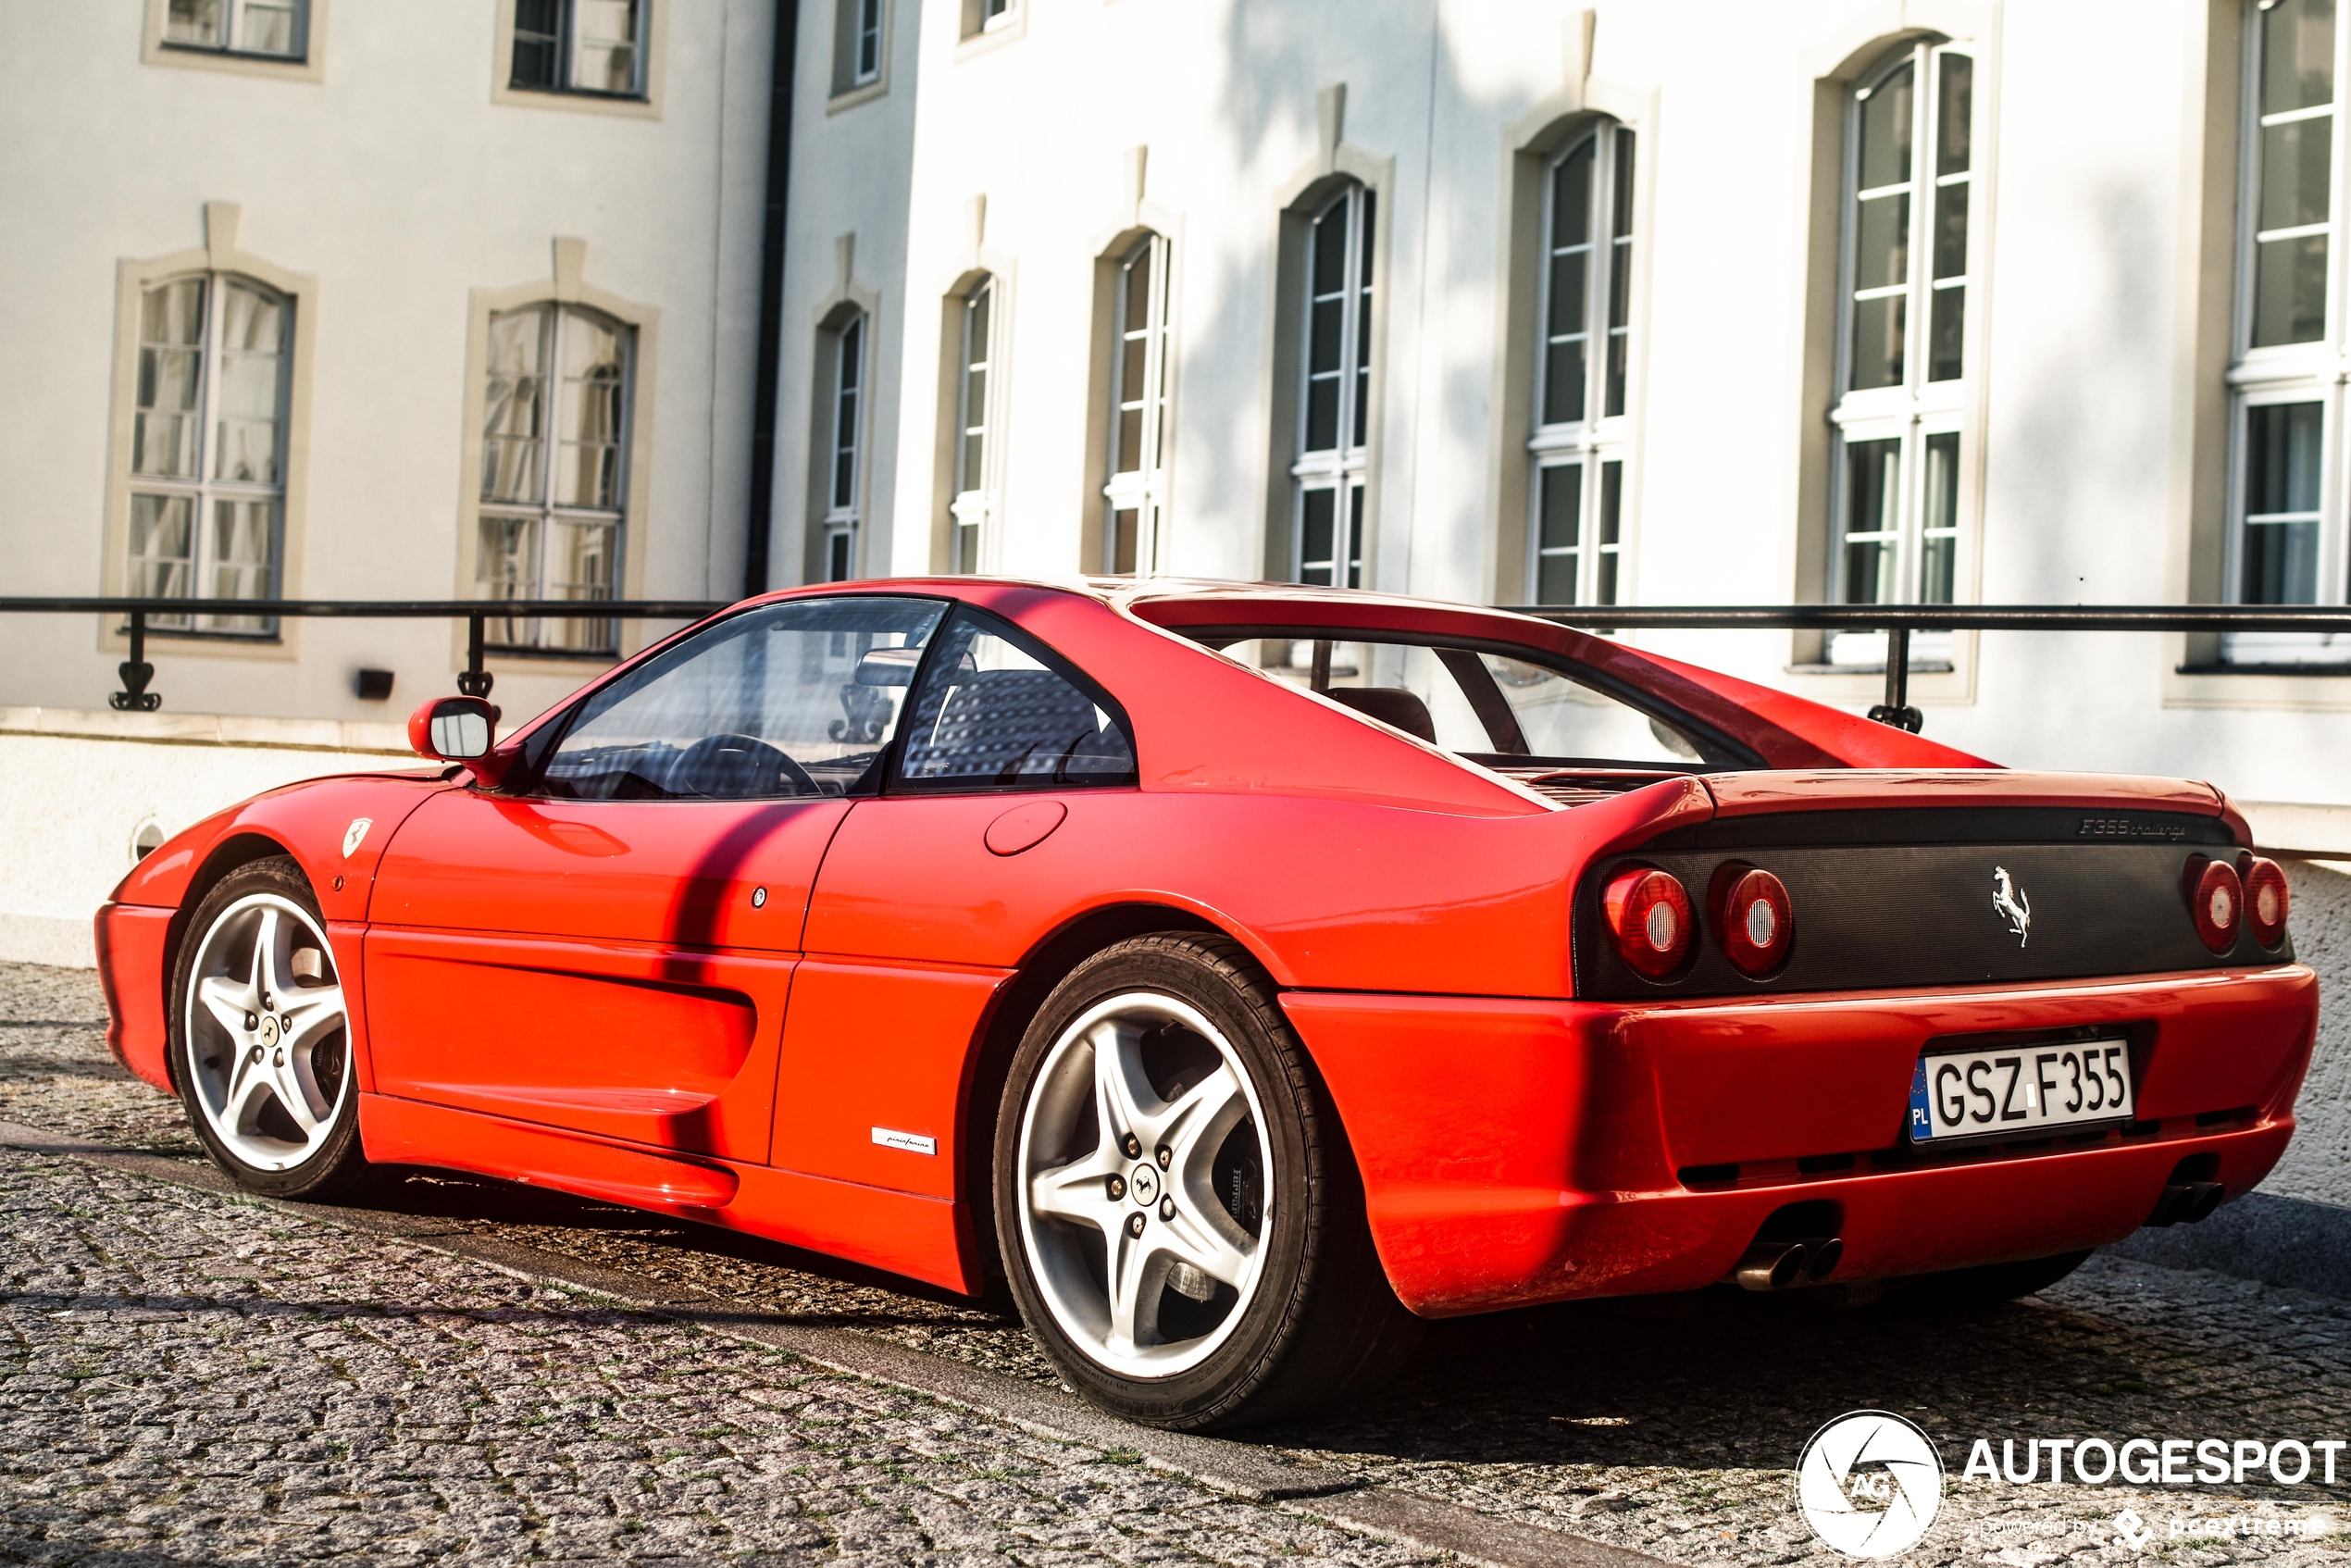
[0,1120,1669,1568]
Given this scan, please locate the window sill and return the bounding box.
[491,79,661,119]
[2177,663,2351,677]
[504,81,650,104]
[485,645,618,662]
[160,42,309,64]
[827,78,889,114]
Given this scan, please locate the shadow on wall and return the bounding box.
[2111,856,2351,1295]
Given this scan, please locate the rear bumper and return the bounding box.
[1287,965,2316,1316]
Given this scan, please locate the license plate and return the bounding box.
[1907,1040,2134,1143]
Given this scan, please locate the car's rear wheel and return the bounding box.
[170,856,370,1199]
[994,932,1420,1430]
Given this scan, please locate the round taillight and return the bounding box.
[1710,865,1794,976]
[2185,856,2244,953]
[2242,855,2290,948]
[1602,867,1695,980]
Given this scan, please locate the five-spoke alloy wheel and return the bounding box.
[172,856,370,1198]
[994,933,1421,1430]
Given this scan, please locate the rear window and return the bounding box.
[1190,633,1743,769]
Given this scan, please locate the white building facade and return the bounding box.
[761,0,2351,834]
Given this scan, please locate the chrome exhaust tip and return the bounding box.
[1803,1236,1845,1283]
[2147,1180,2225,1227]
[1735,1240,1810,1291]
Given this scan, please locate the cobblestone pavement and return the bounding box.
[8,961,2351,1564]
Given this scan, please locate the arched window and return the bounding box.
[821,312,866,581]
[1101,233,1172,575]
[2226,0,2351,663]
[477,303,634,653]
[950,277,998,574]
[1827,38,1974,663]
[127,272,291,634]
[1528,121,1635,606]
[1291,182,1374,587]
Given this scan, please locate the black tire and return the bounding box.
[169,855,371,1200]
[992,932,1421,1430]
[1887,1249,2093,1313]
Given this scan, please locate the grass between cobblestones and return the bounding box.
[6,960,2351,1565]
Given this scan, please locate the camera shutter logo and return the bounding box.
[1796,1411,1945,1558]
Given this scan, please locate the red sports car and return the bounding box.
[94,579,2315,1429]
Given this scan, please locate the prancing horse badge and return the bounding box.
[342,817,373,858]
[1992,865,2031,947]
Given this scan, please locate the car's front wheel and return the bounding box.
[994,933,1420,1430]
[170,856,370,1199]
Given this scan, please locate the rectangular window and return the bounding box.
[1291,184,1374,586]
[822,314,865,582]
[856,0,883,82]
[1825,40,1976,665]
[128,273,291,636]
[2223,0,2351,663]
[951,280,996,574]
[164,0,307,58]
[509,0,647,98]
[1102,234,1172,575]
[1528,122,1636,608]
[477,304,633,653]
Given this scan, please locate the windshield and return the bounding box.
[1192,633,1735,769]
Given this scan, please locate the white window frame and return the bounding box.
[853,0,884,84]
[823,312,866,582]
[124,271,292,637]
[1826,38,1977,666]
[1102,233,1173,576]
[493,0,664,118]
[1289,183,1375,587]
[476,303,636,655]
[951,278,999,575]
[2222,0,2351,663]
[1527,121,1636,607]
[143,0,325,81]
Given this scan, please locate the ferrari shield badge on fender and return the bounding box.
[342,817,373,858]
[1992,865,2031,947]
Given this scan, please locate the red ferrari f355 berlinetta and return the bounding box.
[94,579,2316,1428]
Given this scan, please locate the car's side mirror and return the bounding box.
[408,696,494,761]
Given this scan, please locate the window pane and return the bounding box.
[1312,201,1350,295]
[208,497,277,603]
[1298,488,1336,585]
[1852,193,1909,290]
[554,310,627,509]
[1935,54,1972,175]
[1535,463,1580,606]
[2253,233,2330,346]
[2244,520,2321,604]
[1932,180,1968,280]
[242,0,300,56]
[1549,141,1593,252]
[1110,508,1139,575]
[2245,400,2323,516]
[1919,430,1959,604]
[2259,116,2332,231]
[167,0,223,45]
[512,0,561,87]
[1927,287,1965,382]
[1611,130,1637,243]
[214,283,286,485]
[545,598,947,800]
[135,280,206,479]
[542,517,619,651]
[1841,437,1901,604]
[2262,0,2336,116]
[128,494,195,600]
[1857,61,1913,190]
[573,0,641,93]
[827,529,852,582]
[1848,294,1906,390]
[1597,460,1622,607]
[900,610,1136,787]
[857,0,881,77]
[482,308,547,504]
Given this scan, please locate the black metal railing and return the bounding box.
[2,596,2346,733]
[0,598,728,714]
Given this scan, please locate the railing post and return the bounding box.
[1867,623,1923,732]
[109,609,160,713]
[456,612,494,699]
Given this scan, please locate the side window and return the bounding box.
[898,611,1138,790]
[537,596,945,801]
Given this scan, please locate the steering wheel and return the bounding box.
[668,733,819,799]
